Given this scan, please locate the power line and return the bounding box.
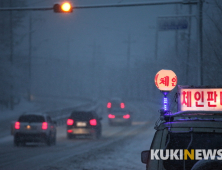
[0,1,197,11]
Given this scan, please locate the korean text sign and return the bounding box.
[154,69,177,91]
[178,86,222,111]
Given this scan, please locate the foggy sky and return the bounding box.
[5,0,205,102]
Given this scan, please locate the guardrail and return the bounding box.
[46,100,102,126]
[11,100,102,135]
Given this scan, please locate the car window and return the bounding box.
[163,132,222,170]
[18,115,45,123]
[110,102,120,108]
[109,108,128,114]
[47,116,52,123]
[71,112,94,120]
[93,112,99,119]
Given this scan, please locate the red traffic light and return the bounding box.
[53,2,73,13]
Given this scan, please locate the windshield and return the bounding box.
[71,112,94,120]
[109,108,128,113]
[18,115,45,123]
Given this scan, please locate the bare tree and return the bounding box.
[0,0,27,109]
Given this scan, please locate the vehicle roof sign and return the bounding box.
[154,69,177,91]
[178,85,222,112]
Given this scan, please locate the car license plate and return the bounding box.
[26,125,37,130]
[76,122,87,127]
[115,118,124,122]
[72,128,89,134]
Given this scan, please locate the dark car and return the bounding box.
[12,113,57,146]
[108,108,132,126]
[66,111,102,139]
[107,98,125,111]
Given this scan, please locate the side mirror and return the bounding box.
[141,150,150,164]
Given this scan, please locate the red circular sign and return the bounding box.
[154,69,177,91]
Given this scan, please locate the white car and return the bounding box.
[12,113,56,146]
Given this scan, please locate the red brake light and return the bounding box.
[67,119,74,125]
[67,129,73,133]
[107,102,111,108]
[108,114,115,119]
[90,119,97,126]
[42,122,48,130]
[120,103,125,109]
[123,114,130,119]
[15,122,20,129]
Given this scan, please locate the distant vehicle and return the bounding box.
[12,113,57,146]
[107,97,125,111]
[108,108,132,126]
[67,111,102,139]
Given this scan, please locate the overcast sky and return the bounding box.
[16,0,196,65]
[9,0,199,100]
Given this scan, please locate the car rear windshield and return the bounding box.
[163,132,222,170]
[71,112,94,120]
[110,102,120,108]
[18,115,45,123]
[109,109,128,114]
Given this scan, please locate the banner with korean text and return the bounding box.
[178,86,222,111]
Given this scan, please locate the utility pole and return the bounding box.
[175,4,179,60]
[67,37,70,63]
[186,4,192,84]
[9,0,14,110]
[9,0,13,64]
[123,34,135,99]
[126,35,131,98]
[28,11,32,101]
[90,41,98,98]
[66,37,71,96]
[198,0,203,85]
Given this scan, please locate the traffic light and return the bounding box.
[53,2,73,13]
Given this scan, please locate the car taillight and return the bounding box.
[120,103,125,109]
[67,119,74,125]
[15,122,20,129]
[107,102,111,108]
[108,114,115,119]
[42,122,48,130]
[67,129,73,133]
[123,114,130,119]
[90,119,97,126]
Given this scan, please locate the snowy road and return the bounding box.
[0,101,159,170]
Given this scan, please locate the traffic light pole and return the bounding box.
[0,1,198,11]
[0,7,52,11]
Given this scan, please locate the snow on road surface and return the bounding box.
[0,100,160,170]
[40,123,154,170]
